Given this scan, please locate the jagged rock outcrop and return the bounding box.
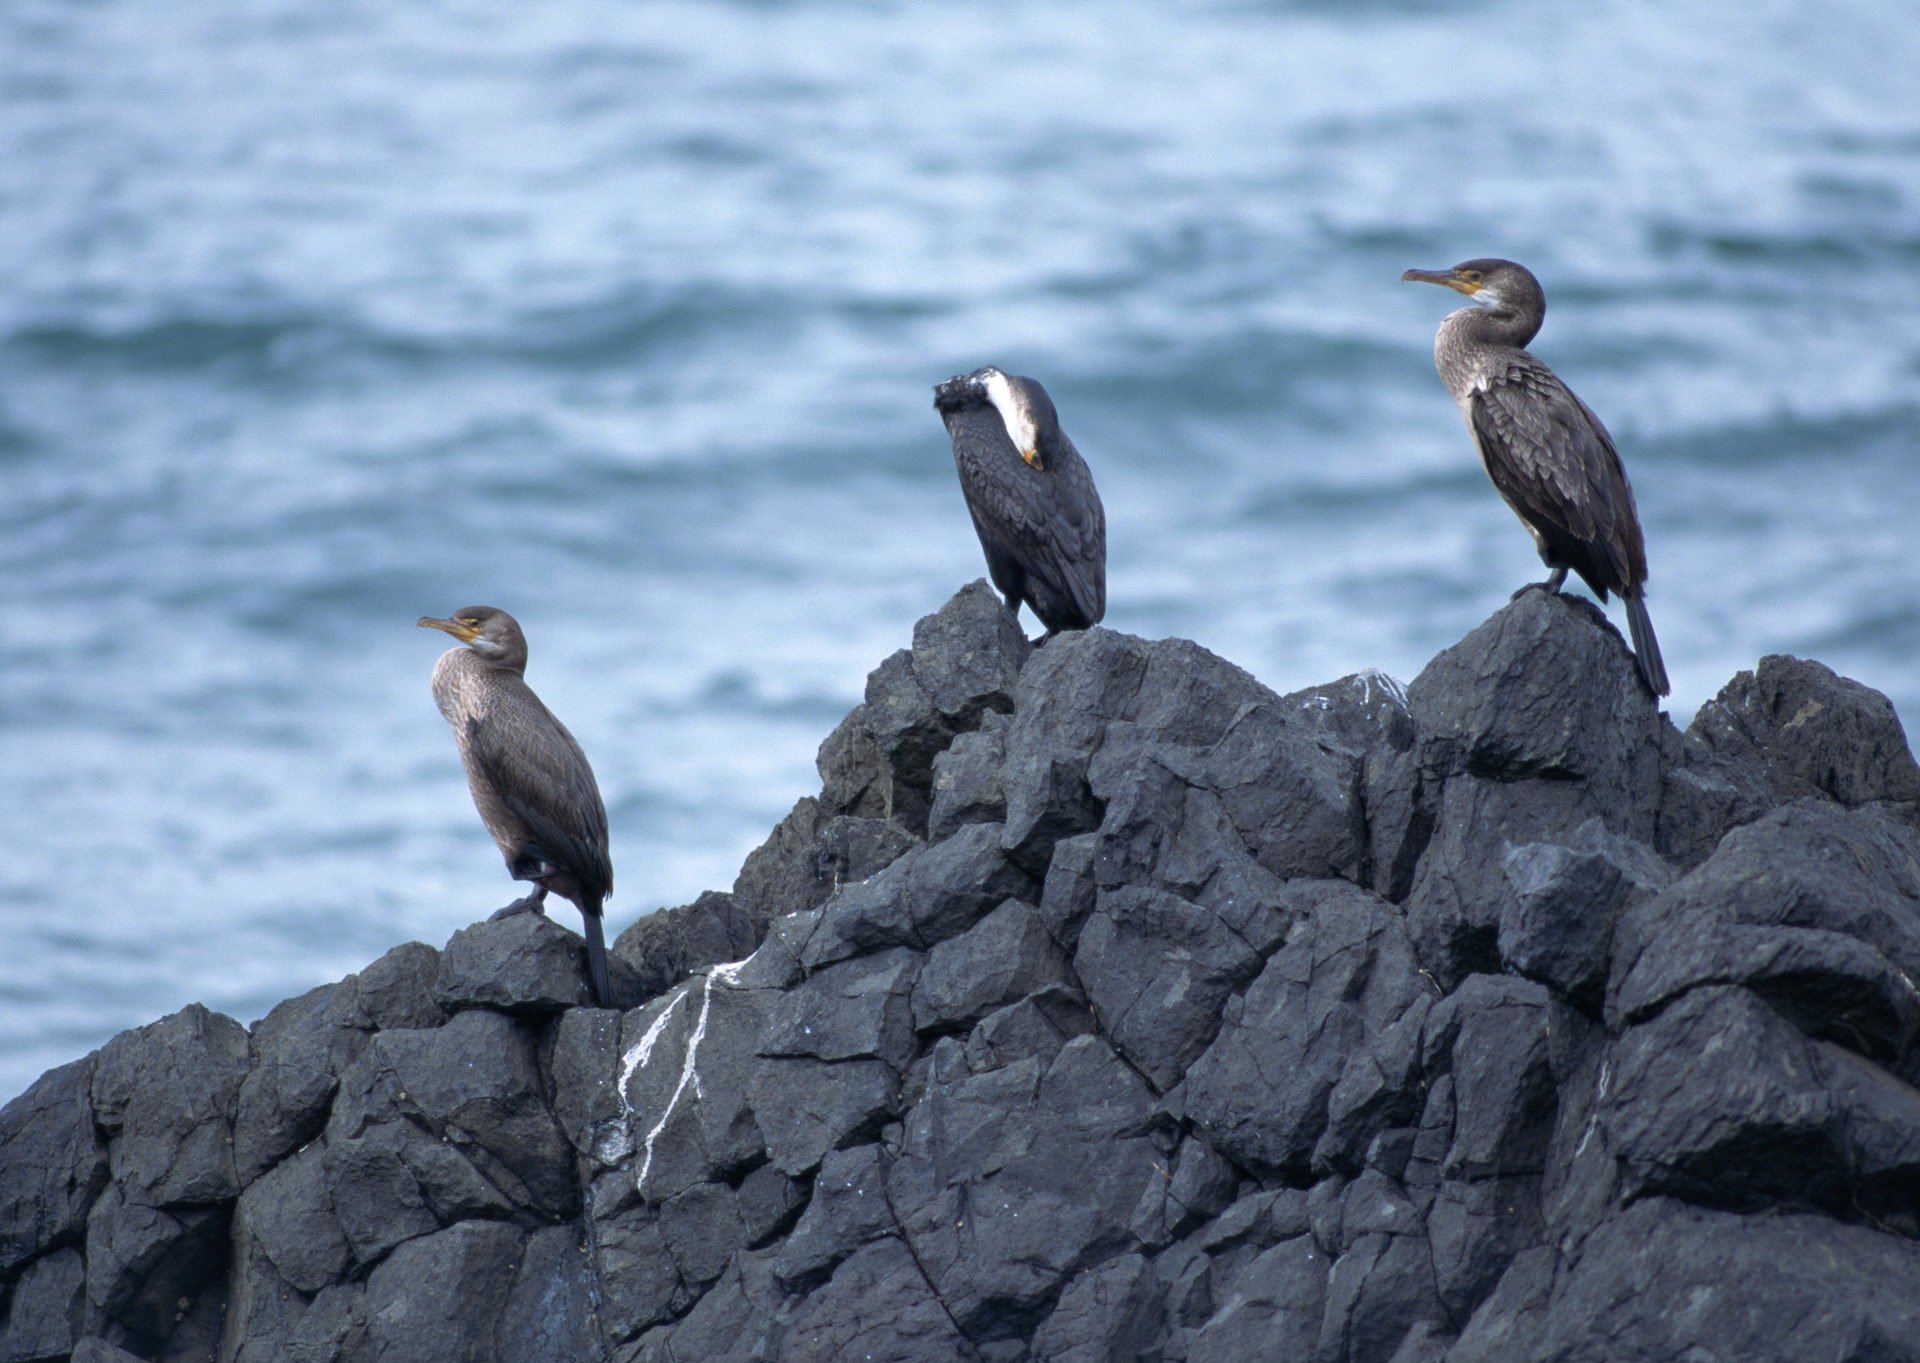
[5,580,1920,1362]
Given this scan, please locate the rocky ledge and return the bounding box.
[6,582,1920,1363]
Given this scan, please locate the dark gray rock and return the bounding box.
[1691,653,1920,810]
[346,940,448,1031]
[92,1004,249,1208]
[1195,704,1369,885]
[83,1184,230,1352]
[889,1036,1163,1336]
[800,821,1036,967]
[817,703,890,821]
[928,713,1009,843]
[764,947,920,1069]
[1408,589,1668,792]
[1610,800,1920,1069]
[1596,984,1920,1216]
[7,589,1918,1363]
[775,1236,972,1363]
[1522,1198,1920,1362]
[999,628,1151,874]
[621,972,769,1200]
[1427,1175,1544,1324]
[754,1057,899,1180]
[641,1244,780,1362]
[773,1143,895,1292]
[71,1339,149,1363]
[1038,831,1100,951]
[498,1224,599,1363]
[0,1247,85,1362]
[282,1283,372,1363]
[327,1008,576,1219]
[913,899,1071,1034]
[1398,592,1675,986]
[1318,1228,1447,1363]
[962,986,1095,1074]
[862,581,1030,836]
[612,889,770,1005]
[1424,975,1557,1180]
[233,982,367,1185]
[1130,1138,1238,1247]
[362,1220,523,1363]
[234,1144,348,1293]
[319,1131,445,1266]
[436,910,631,1014]
[1404,775,1618,988]
[658,1180,749,1288]
[550,1004,630,1170]
[1498,821,1673,1007]
[731,796,830,921]
[0,1057,107,1276]
[730,799,923,931]
[1029,1253,1160,1363]
[1186,882,1435,1177]
[223,1201,314,1363]
[1279,669,1416,761]
[736,1160,806,1249]
[591,1199,689,1345]
[1074,884,1268,1092]
[1184,1237,1326,1363]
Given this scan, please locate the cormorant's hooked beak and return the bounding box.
[418,616,480,644]
[1402,268,1480,295]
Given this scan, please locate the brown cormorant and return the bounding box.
[1403,258,1670,698]
[934,367,1106,640]
[419,607,614,1005]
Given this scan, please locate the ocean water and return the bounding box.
[3,0,1917,1099]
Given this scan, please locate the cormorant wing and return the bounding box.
[465,696,613,899]
[1468,357,1640,594]
[953,419,1106,626]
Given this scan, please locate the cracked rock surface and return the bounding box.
[5,579,1920,1362]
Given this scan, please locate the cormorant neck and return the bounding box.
[1448,298,1542,351]
[468,642,529,676]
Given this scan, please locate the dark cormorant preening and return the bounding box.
[1402,258,1670,698]
[419,607,614,1006]
[933,367,1106,640]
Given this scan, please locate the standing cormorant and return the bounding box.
[419,607,614,1005]
[1403,258,1670,698]
[934,367,1106,640]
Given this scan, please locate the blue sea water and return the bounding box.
[3,0,1917,1099]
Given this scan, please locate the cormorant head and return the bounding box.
[932,366,1058,470]
[1401,258,1544,319]
[418,606,529,669]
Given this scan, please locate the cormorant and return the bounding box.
[933,367,1106,640]
[419,607,615,1005]
[1403,258,1670,698]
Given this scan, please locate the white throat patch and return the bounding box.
[980,369,1039,457]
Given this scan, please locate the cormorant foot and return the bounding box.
[1510,569,1568,602]
[489,892,549,921]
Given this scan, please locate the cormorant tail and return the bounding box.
[1625,589,1670,700]
[583,905,613,1008]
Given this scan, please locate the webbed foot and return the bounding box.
[489,889,549,921]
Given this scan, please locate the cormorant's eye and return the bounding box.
[1461,270,1482,283]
